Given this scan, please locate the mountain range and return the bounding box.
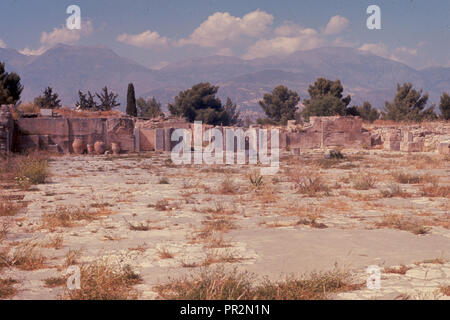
[1,44,448,116]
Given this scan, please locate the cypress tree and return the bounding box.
[126,83,137,117]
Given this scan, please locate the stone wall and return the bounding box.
[8,113,395,154]
[14,116,135,154]
[0,105,14,155]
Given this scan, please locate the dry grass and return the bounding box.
[419,183,450,198]
[0,200,24,217]
[8,241,46,271]
[44,276,67,288]
[380,183,410,198]
[292,173,329,197]
[0,278,18,299]
[383,265,411,275]
[55,107,122,118]
[351,173,377,190]
[219,177,238,194]
[439,285,450,296]
[40,235,64,249]
[155,199,169,211]
[157,248,174,259]
[155,267,361,300]
[42,206,112,230]
[62,260,142,300]
[375,214,430,235]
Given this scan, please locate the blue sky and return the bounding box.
[0,0,449,69]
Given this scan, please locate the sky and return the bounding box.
[0,0,449,69]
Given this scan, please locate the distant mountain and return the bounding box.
[1,45,448,115]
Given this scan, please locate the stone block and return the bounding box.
[438,142,450,155]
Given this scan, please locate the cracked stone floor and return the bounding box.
[0,149,449,299]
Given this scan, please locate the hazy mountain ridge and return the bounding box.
[0,44,448,114]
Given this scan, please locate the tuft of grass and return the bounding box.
[9,241,46,271]
[157,248,174,259]
[439,285,450,296]
[392,172,423,184]
[15,156,49,188]
[219,177,237,194]
[0,200,24,217]
[351,173,376,190]
[155,267,361,300]
[62,261,142,300]
[44,276,67,288]
[42,206,111,230]
[380,183,409,198]
[0,278,18,299]
[249,170,263,189]
[419,183,450,198]
[155,199,169,211]
[158,176,170,184]
[293,174,329,197]
[375,214,430,235]
[383,265,411,275]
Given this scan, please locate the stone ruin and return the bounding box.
[0,105,14,155]
[0,104,449,156]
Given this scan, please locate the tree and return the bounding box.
[168,82,228,125]
[126,83,137,117]
[383,83,436,122]
[137,97,162,118]
[302,78,352,120]
[355,102,380,123]
[258,85,300,124]
[76,90,97,111]
[34,87,61,109]
[0,62,23,105]
[439,92,450,120]
[96,86,120,111]
[223,97,241,126]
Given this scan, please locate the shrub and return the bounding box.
[63,261,142,300]
[155,267,360,300]
[15,156,49,187]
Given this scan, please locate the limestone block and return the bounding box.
[438,142,450,155]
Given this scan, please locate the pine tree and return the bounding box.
[383,83,436,122]
[34,87,61,109]
[126,83,137,117]
[96,86,120,111]
[0,62,23,105]
[258,85,300,124]
[439,92,450,120]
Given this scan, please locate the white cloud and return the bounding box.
[274,22,318,37]
[323,15,349,35]
[216,48,233,56]
[116,30,168,48]
[243,35,325,59]
[40,20,93,46]
[358,42,389,57]
[178,9,273,48]
[150,61,170,70]
[19,46,48,56]
[359,42,418,65]
[0,39,6,48]
[20,21,94,56]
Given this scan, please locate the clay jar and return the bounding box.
[111,142,120,155]
[72,138,85,154]
[94,141,105,155]
[87,144,94,154]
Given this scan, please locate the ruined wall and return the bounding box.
[286,116,370,150]
[371,122,450,154]
[14,117,135,153]
[0,105,14,154]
